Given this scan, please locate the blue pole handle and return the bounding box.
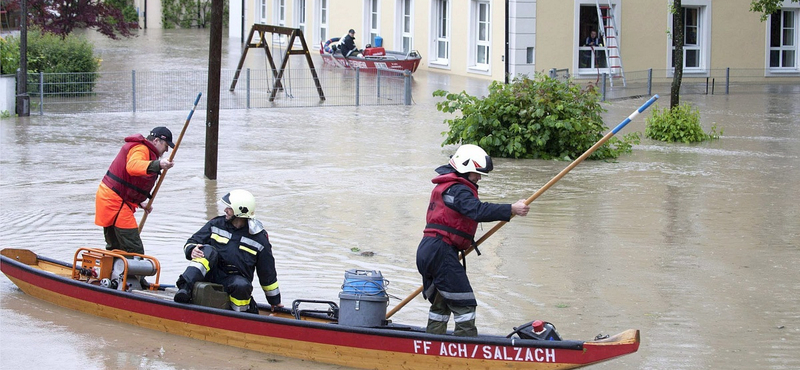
[610,94,659,134]
[186,92,202,121]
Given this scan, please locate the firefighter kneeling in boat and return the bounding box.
[174,189,283,313]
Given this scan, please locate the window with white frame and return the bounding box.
[470,1,490,70]
[295,0,306,34]
[769,8,799,70]
[432,0,450,65]
[259,0,268,24]
[669,0,710,74]
[317,0,328,47]
[400,0,413,53]
[577,3,611,71]
[272,0,287,44]
[366,0,379,45]
[275,0,286,26]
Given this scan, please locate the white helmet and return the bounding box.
[220,189,256,219]
[449,144,494,175]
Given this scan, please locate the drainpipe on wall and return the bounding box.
[144,0,148,29]
[505,0,509,84]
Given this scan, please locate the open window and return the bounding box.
[577,3,609,72]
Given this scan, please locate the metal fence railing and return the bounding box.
[551,68,800,101]
[21,66,413,115]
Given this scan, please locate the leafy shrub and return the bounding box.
[645,103,721,143]
[1,30,100,95]
[162,0,229,29]
[434,73,639,160]
[1,36,18,75]
[106,0,140,24]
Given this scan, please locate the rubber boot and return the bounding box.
[174,267,204,303]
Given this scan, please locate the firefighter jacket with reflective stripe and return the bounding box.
[101,134,159,205]
[185,215,281,305]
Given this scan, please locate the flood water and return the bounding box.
[1,29,799,370]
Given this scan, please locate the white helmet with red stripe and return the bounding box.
[449,144,494,175]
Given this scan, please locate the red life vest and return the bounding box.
[423,172,479,250]
[101,134,159,205]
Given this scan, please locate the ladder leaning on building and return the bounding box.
[596,0,626,87]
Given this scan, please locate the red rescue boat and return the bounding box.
[2,247,640,369]
[320,37,422,73]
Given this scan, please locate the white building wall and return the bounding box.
[508,0,537,78]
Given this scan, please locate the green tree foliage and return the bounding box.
[5,0,137,39]
[105,0,140,24]
[1,30,100,94]
[645,103,721,143]
[750,0,800,21]
[162,0,229,29]
[434,74,639,160]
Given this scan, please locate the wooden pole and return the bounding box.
[386,95,660,319]
[205,0,223,180]
[138,93,202,232]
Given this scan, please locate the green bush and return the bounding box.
[645,103,721,143]
[434,73,639,160]
[162,0,229,29]
[106,0,140,24]
[1,36,18,75]
[1,30,100,95]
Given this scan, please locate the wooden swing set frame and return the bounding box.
[230,24,325,102]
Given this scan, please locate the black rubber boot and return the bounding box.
[174,268,203,304]
[246,299,259,314]
[174,288,192,303]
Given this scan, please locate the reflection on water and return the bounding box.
[2,29,799,370]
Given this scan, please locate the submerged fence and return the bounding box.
[550,68,800,101]
[20,66,413,115]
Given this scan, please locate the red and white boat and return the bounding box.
[1,247,640,369]
[320,37,422,73]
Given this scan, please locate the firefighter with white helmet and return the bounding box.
[174,189,282,313]
[416,144,529,336]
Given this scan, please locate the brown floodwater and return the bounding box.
[1,29,798,370]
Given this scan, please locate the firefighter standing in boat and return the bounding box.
[95,126,175,254]
[416,144,529,336]
[174,189,283,313]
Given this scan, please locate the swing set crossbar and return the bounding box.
[230,24,325,102]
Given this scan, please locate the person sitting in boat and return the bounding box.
[95,126,175,255]
[173,189,283,314]
[416,144,529,337]
[339,29,359,58]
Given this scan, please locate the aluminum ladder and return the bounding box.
[595,0,626,87]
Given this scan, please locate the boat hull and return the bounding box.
[1,249,639,369]
[319,52,421,73]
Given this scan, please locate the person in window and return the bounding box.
[584,30,604,47]
[340,29,359,58]
[583,30,606,68]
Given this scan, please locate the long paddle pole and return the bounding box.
[139,92,202,233]
[386,94,659,319]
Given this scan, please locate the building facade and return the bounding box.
[134,0,164,29]
[228,0,800,81]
